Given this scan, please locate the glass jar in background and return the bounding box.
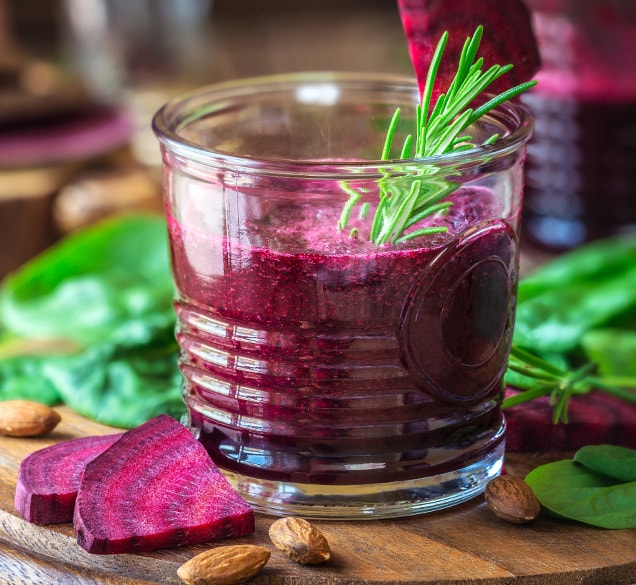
[62,0,214,100]
[153,72,533,519]
[62,0,214,167]
[521,0,636,251]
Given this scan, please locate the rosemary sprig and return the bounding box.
[338,25,537,245]
[503,345,636,424]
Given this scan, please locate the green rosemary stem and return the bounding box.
[337,25,536,245]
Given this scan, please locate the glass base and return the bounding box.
[222,443,504,520]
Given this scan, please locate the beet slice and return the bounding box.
[73,414,255,554]
[505,388,636,452]
[397,0,541,97]
[15,433,123,525]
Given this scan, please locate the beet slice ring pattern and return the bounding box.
[73,414,254,554]
[15,433,123,525]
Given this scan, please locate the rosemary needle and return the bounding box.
[338,25,536,245]
[503,344,636,424]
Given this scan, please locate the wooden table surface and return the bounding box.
[1,407,635,585]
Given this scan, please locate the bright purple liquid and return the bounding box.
[169,190,516,485]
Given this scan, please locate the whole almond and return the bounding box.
[177,545,270,585]
[268,517,330,564]
[0,400,61,437]
[485,475,540,524]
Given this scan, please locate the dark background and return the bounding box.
[4,0,411,82]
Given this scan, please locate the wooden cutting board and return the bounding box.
[1,407,635,584]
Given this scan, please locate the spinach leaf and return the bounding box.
[513,267,636,354]
[0,214,184,428]
[581,329,636,378]
[525,458,636,529]
[517,235,636,304]
[0,355,61,404]
[573,445,636,483]
[0,329,184,429]
[45,340,184,429]
[0,215,174,345]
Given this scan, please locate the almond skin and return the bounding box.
[0,400,61,437]
[177,545,270,585]
[269,517,331,565]
[485,475,541,524]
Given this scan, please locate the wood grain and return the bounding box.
[1,407,635,584]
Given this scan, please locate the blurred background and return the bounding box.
[1,0,635,278]
[0,0,409,279]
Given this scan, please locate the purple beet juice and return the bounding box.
[168,187,517,486]
[153,72,532,515]
[522,0,636,250]
[523,95,636,249]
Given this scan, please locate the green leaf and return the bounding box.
[525,459,636,529]
[0,325,182,429]
[581,329,636,378]
[0,214,184,428]
[0,214,174,345]
[381,108,401,160]
[41,335,183,429]
[0,355,61,404]
[517,235,636,304]
[513,267,636,354]
[573,445,636,483]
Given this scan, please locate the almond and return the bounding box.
[177,545,270,585]
[485,475,540,524]
[0,400,61,437]
[268,516,331,565]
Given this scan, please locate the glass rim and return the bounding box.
[152,71,534,177]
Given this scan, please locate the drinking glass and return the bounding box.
[153,72,533,519]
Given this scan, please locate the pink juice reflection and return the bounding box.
[168,187,516,486]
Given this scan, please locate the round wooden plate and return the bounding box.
[1,407,635,584]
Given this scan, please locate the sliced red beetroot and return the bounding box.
[505,388,636,452]
[397,0,541,97]
[73,414,254,555]
[14,433,123,525]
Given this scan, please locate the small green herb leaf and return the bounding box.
[525,456,636,529]
[503,343,636,423]
[503,345,594,424]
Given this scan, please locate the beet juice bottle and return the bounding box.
[521,0,636,250]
